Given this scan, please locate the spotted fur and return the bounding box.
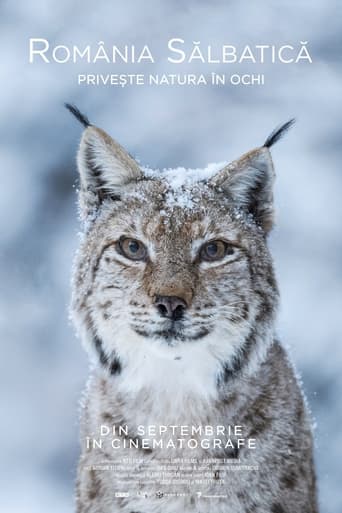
[68,107,318,513]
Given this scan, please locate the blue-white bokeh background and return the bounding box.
[1,1,341,512]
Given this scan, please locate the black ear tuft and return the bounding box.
[263,119,295,148]
[65,103,91,127]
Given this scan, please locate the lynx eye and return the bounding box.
[200,240,234,262]
[117,237,147,261]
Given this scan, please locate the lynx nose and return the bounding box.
[154,295,187,321]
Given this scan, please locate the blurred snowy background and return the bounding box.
[0,1,341,512]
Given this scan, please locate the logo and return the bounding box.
[115,492,129,498]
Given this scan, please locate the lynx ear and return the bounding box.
[66,104,142,217]
[209,120,294,233]
[209,147,275,232]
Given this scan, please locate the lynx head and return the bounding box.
[68,104,293,384]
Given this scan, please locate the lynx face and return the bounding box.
[84,179,273,348]
[70,108,291,381]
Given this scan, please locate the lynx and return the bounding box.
[67,104,318,513]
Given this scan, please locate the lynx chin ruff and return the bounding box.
[67,104,318,513]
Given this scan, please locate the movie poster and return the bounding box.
[2,2,341,512]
